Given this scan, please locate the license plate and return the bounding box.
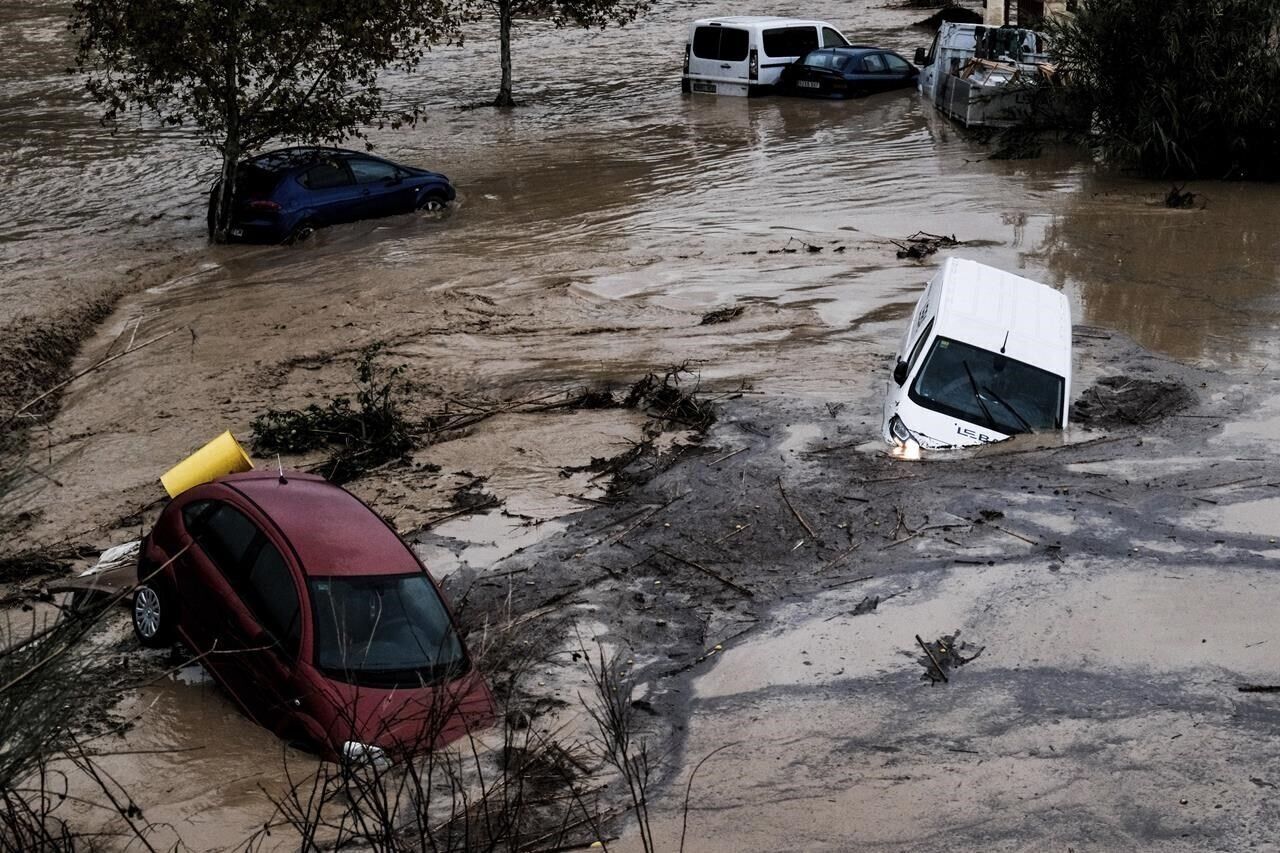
[797,80,821,89]
[692,81,716,93]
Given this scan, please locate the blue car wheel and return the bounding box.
[417,189,449,212]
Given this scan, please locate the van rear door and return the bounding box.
[688,24,750,92]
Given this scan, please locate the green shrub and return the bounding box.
[1048,0,1280,178]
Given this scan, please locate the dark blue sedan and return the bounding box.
[209,147,456,243]
[777,47,919,99]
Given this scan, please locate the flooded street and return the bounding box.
[5,0,1280,848]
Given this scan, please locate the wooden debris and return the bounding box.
[778,477,816,538]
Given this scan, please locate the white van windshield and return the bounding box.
[909,337,1064,434]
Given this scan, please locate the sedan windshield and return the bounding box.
[310,574,465,687]
[909,337,1064,435]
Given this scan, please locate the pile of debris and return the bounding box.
[1071,375,1197,427]
[893,231,964,261]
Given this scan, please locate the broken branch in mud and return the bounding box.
[823,574,874,590]
[605,492,690,545]
[916,634,949,683]
[657,549,754,598]
[623,364,717,432]
[916,631,984,684]
[892,231,963,261]
[663,625,759,676]
[778,477,817,538]
[419,495,502,530]
[709,446,749,465]
[819,540,865,572]
[713,522,752,544]
[700,306,744,326]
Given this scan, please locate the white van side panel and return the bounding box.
[683,17,848,95]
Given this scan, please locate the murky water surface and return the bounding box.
[6,0,1280,847]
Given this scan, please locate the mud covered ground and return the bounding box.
[454,332,1280,852]
[12,323,1280,851]
[6,0,1280,848]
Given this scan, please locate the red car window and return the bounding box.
[246,541,303,659]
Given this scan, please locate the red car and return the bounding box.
[133,470,493,763]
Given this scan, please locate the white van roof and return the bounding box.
[691,16,833,28]
[932,257,1071,378]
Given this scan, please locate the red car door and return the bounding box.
[177,501,298,729]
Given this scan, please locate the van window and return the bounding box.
[692,26,749,62]
[762,26,819,58]
[821,27,848,48]
[906,319,935,371]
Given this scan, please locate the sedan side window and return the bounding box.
[884,53,912,73]
[196,504,259,574]
[181,500,213,535]
[348,158,400,184]
[862,54,887,73]
[301,160,353,190]
[821,27,847,48]
[246,541,302,659]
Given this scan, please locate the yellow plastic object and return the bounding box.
[160,430,254,498]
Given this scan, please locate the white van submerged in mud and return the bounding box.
[882,257,1071,454]
[682,17,851,97]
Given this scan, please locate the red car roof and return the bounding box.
[219,471,420,578]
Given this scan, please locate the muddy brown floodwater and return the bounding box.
[5,0,1280,848]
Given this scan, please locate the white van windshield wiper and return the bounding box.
[962,361,998,430]
[983,385,1034,434]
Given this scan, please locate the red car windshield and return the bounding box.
[309,574,466,686]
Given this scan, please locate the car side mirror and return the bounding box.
[893,360,909,386]
[914,47,928,66]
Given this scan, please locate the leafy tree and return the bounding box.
[71,0,458,241]
[467,0,649,107]
[1047,0,1280,178]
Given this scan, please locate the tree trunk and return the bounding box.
[213,137,240,244]
[212,6,241,243]
[495,0,515,107]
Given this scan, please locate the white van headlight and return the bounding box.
[889,415,913,445]
[888,416,922,460]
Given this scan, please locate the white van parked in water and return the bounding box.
[882,258,1071,454]
[682,17,851,97]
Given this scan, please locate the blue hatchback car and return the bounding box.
[777,47,919,99]
[208,147,456,243]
